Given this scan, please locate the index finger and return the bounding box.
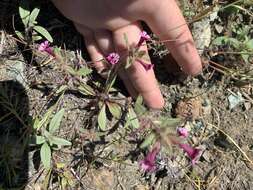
[143,0,202,75]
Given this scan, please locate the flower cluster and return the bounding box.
[178,143,201,165]
[137,31,151,47]
[38,41,55,57]
[139,126,201,173]
[177,127,189,138]
[139,142,160,172]
[176,127,201,165]
[136,31,153,71]
[105,31,153,71]
[106,52,120,65]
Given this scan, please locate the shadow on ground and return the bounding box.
[0,80,29,189]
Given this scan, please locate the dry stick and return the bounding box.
[241,91,253,105]
[207,122,253,167]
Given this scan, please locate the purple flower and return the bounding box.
[177,127,189,138]
[178,143,201,165]
[38,41,54,57]
[137,59,154,71]
[106,52,120,65]
[139,142,160,172]
[137,31,151,47]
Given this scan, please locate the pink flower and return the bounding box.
[38,41,54,56]
[177,127,189,138]
[137,59,154,71]
[178,143,201,165]
[137,31,151,47]
[106,52,120,65]
[139,142,160,172]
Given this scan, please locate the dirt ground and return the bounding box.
[0,0,253,190]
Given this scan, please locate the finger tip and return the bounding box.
[183,58,203,76]
[143,91,165,110]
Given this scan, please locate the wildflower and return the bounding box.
[38,41,54,56]
[139,142,160,172]
[137,31,151,47]
[106,52,120,65]
[137,59,154,71]
[177,127,189,138]
[178,143,201,165]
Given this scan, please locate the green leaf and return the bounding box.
[50,136,72,147]
[19,0,30,27]
[66,66,76,75]
[242,54,249,63]
[44,130,53,145]
[15,30,24,40]
[34,25,53,42]
[140,133,156,149]
[78,84,95,96]
[246,39,253,50]
[123,33,129,48]
[49,109,65,134]
[106,102,121,119]
[136,50,146,59]
[29,7,40,25]
[134,95,147,115]
[76,67,92,77]
[33,117,40,129]
[40,142,51,170]
[36,135,46,145]
[98,104,107,130]
[154,117,182,128]
[32,35,43,42]
[125,55,133,69]
[128,107,140,128]
[56,85,68,94]
[35,107,54,130]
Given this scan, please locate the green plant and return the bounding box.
[32,108,71,170]
[212,24,253,64]
[16,0,53,42]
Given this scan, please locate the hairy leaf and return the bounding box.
[40,142,51,170]
[77,67,92,77]
[36,135,46,145]
[29,7,40,25]
[106,102,121,119]
[19,0,30,27]
[15,30,24,40]
[128,107,140,128]
[98,104,107,130]
[50,136,72,147]
[34,25,53,42]
[78,84,95,96]
[140,133,156,149]
[49,108,65,134]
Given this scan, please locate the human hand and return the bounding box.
[52,0,202,109]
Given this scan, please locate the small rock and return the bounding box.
[244,102,251,110]
[202,98,212,116]
[214,23,224,34]
[202,151,212,162]
[228,91,244,109]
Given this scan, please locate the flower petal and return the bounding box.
[177,127,189,138]
[106,52,120,65]
[139,142,160,172]
[136,59,154,71]
[178,143,201,164]
[137,31,151,47]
